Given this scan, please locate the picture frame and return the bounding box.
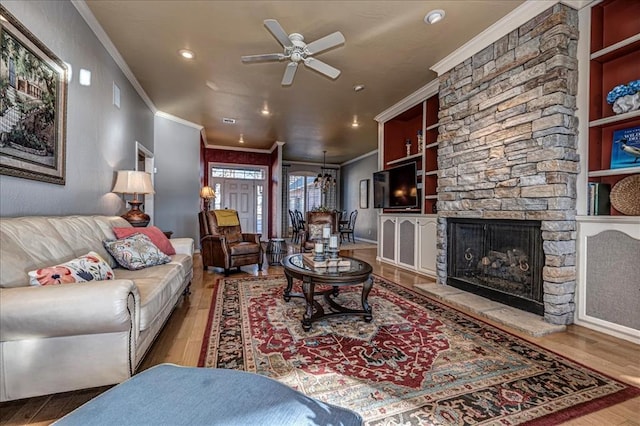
[359,179,369,209]
[0,5,68,185]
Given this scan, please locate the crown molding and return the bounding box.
[205,144,274,154]
[561,0,593,10]
[375,79,438,123]
[71,0,156,114]
[430,0,564,76]
[155,111,203,130]
[285,160,340,168]
[341,149,378,167]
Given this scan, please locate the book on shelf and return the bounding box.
[610,126,640,170]
[587,182,611,215]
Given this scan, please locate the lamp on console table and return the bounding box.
[112,170,155,227]
[200,186,215,210]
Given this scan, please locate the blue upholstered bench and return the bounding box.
[55,364,363,425]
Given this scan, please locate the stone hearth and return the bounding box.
[435,4,579,325]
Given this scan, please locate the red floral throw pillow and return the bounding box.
[113,226,176,256]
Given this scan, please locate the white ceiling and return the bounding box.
[83,0,525,164]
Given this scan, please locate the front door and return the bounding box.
[224,179,255,233]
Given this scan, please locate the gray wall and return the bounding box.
[340,151,378,242]
[153,116,201,243]
[0,0,154,217]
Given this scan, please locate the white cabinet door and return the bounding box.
[417,216,437,277]
[380,216,397,263]
[397,217,416,269]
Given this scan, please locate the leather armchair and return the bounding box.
[199,210,263,275]
[300,210,340,252]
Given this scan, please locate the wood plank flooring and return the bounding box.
[1,248,638,425]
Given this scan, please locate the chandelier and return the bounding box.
[314,150,336,192]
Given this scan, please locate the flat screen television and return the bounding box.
[373,162,418,209]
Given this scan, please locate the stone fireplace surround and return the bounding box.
[435,3,579,325]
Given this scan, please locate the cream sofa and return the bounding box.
[0,216,194,402]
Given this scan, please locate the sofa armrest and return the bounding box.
[0,280,140,342]
[170,237,194,257]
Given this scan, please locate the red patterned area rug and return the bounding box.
[198,275,639,425]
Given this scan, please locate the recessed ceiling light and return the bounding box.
[424,9,445,25]
[351,115,359,128]
[222,118,236,124]
[238,134,245,144]
[261,103,270,116]
[178,49,195,60]
[353,84,365,92]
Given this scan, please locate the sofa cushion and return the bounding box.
[0,217,75,288]
[47,216,129,269]
[28,252,114,286]
[113,226,176,256]
[104,234,171,271]
[114,263,185,331]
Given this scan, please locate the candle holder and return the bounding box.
[313,242,326,262]
[327,248,340,260]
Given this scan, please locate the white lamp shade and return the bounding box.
[112,170,155,195]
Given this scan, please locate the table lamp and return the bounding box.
[200,186,215,210]
[112,170,155,227]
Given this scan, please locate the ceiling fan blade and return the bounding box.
[241,53,285,63]
[264,19,293,48]
[305,31,345,55]
[282,62,298,86]
[303,58,341,79]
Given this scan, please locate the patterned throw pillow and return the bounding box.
[103,233,171,271]
[112,226,176,255]
[308,224,325,241]
[28,251,114,286]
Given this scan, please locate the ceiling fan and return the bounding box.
[241,19,345,86]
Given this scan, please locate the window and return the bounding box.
[211,167,265,180]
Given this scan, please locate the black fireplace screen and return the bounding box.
[447,218,544,314]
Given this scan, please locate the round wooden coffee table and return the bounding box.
[281,253,373,331]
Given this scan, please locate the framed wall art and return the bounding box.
[0,5,68,184]
[359,179,369,209]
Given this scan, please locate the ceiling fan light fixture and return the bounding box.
[178,49,195,60]
[424,9,445,25]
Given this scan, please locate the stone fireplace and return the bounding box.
[435,4,579,325]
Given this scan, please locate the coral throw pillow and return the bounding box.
[103,233,171,271]
[113,226,176,256]
[28,251,114,286]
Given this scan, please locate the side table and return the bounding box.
[163,231,173,239]
[266,238,287,265]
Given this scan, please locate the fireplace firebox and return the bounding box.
[447,218,544,315]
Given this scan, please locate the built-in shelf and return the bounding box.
[588,166,640,177]
[426,122,440,131]
[386,152,422,166]
[590,33,640,61]
[589,109,640,127]
[424,170,438,176]
[424,195,438,200]
[577,215,640,223]
[425,142,439,149]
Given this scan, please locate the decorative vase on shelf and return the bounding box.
[612,93,640,115]
[607,80,640,115]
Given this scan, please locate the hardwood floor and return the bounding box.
[1,248,638,425]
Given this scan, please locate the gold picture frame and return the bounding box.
[0,5,68,184]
